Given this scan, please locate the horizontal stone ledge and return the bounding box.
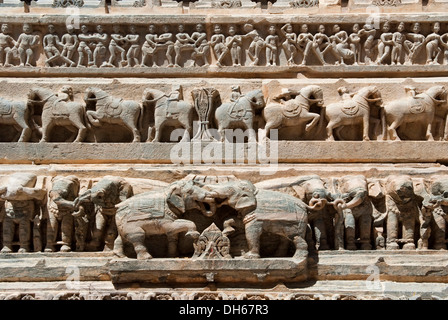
[1,141,448,164]
[1,65,447,79]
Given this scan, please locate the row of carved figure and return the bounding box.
[1,172,448,259]
[1,21,448,68]
[1,84,446,143]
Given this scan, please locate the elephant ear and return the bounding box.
[166,183,186,215]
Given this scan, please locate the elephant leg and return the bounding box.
[402,217,416,250]
[386,211,400,250]
[432,211,447,250]
[243,220,263,259]
[344,209,357,250]
[313,217,329,250]
[60,215,74,252]
[165,219,199,257]
[103,216,118,252]
[166,233,179,258]
[45,214,59,252]
[1,217,15,252]
[125,227,151,260]
[292,234,308,260]
[359,213,372,250]
[113,234,126,258]
[18,219,31,253]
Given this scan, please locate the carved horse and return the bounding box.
[142,89,195,142]
[0,97,38,142]
[323,86,382,141]
[262,85,324,140]
[381,85,447,141]
[84,87,143,143]
[28,87,89,143]
[214,89,265,143]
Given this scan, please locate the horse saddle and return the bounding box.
[282,100,303,118]
[341,99,359,116]
[51,100,70,117]
[409,97,426,114]
[105,98,123,117]
[0,99,12,116]
[228,98,248,120]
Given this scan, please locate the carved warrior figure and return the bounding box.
[125,25,140,68]
[376,21,394,65]
[328,24,354,65]
[425,22,442,65]
[359,23,376,65]
[382,85,447,141]
[113,180,216,259]
[141,24,160,68]
[60,24,79,67]
[91,25,109,68]
[45,176,80,252]
[281,24,298,66]
[211,24,228,67]
[243,24,264,66]
[262,85,324,140]
[0,24,16,67]
[264,25,279,67]
[302,24,330,66]
[75,176,133,252]
[108,25,127,68]
[0,173,47,253]
[174,24,195,68]
[391,22,406,65]
[43,24,76,67]
[77,25,94,67]
[296,24,314,65]
[349,24,362,65]
[404,22,425,65]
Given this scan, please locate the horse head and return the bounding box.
[141,88,166,107]
[357,86,382,106]
[27,87,55,105]
[300,85,324,107]
[245,89,265,112]
[425,85,447,104]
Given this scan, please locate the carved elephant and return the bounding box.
[0,173,47,253]
[204,180,310,260]
[384,175,422,250]
[331,175,377,251]
[113,180,216,260]
[420,176,448,250]
[45,175,80,253]
[75,176,133,251]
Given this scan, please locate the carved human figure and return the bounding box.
[77,25,94,68]
[440,32,448,65]
[296,24,314,65]
[43,24,76,67]
[303,24,330,66]
[375,22,394,65]
[349,24,362,65]
[425,176,448,250]
[384,175,421,250]
[210,24,229,67]
[13,23,40,67]
[108,25,127,67]
[226,25,243,67]
[281,24,298,66]
[391,22,407,65]
[0,173,47,253]
[358,23,376,65]
[243,23,264,66]
[174,24,195,68]
[45,176,80,252]
[141,24,160,67]
[91,25,109,68]
[125,25,140,67]
[191,24,210,67]
[0,24,16,67]
[56,85,74,102]
[425,22,442,65]
[329,24,354,65]
[158,25,175,67]
[60,24,79,67]
[264,25,279,66]
[404,22,425,65]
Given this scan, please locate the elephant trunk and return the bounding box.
[306,197,327,211]
[343,191,367,210]
[74,189,91,210]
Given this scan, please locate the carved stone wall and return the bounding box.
[1,2,448,302]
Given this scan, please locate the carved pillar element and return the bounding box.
[192,223,232,259]
[191,87,219,141]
